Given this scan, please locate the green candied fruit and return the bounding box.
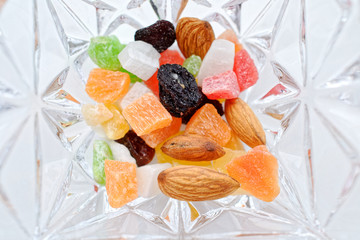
[182,55,202,77]
[93,140,114,185]
[119,67,142,83]
[88,35,126,71]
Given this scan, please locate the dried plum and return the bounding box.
[135,20,176,53]
[158,64,203,118]
[116,130,155,167]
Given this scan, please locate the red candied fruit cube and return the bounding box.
[233,49,258,92]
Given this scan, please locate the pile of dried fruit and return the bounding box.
[82,18,280,208]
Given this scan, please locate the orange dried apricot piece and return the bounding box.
[185,104,231,146]
[85,68,130,104]
[141,117,182,148]
[122,93,172,136]
[217,29,239,44]
[105,160,137,208]
[226,145,280,202]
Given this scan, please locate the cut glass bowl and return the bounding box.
[0,0,360,239]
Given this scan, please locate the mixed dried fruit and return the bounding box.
[82,18,280,209]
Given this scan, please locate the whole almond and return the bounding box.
[158,166,239,201]
[225,98,266,148]
[176,17,215,59]
[161,134,225,161]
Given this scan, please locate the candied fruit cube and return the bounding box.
[85,68,130,104]
[93,140,114,185]
[123,93,172,136]
[118,41,160,80]
[108,141,136,164]
[182,55,202,77]
[101,105,129,140]
[202,70,240,99]
[105,160,137,208]
[141,117,182,148]
[218,29,239,43]
[197,39,235,86]
[81,103,113,126]
[119,82,151,110]
[233,49,258,91]
[185,104,231,146]
[88,35,125,71]
[226,146,280,202]
[137,163,172,198]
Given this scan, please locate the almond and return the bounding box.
[161,134,225,161]
[225,98,266,148]
[158,166,239,201]
[176,17,215,59]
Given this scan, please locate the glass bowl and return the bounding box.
[1,0,360,239]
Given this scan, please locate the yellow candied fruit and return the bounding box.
[101,104,129,140]
[81,103,113,126]
[212,148,246,174]
[225,131,244,151]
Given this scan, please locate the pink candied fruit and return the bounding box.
[202,70,240,100]
[233,49,258,91]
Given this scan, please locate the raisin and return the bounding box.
[135,20,176,53]
[158,64,203,118]
[116,130,155,167]
[182,87,224,123]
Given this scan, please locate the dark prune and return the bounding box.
[116,130,155,167]
[158,64,203,118]
[135,20,176,53]
[182,87,224,123]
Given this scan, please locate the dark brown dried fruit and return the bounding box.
[135,20,176,53]
[158,64,203,118]
[116,130,155,167]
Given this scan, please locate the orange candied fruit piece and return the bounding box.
[122,93,172,136]
[185,103,231,146]
[217,29,239,44]
[141,117,182,148]
[85,68,130,104]
[101,104,129,140]
[105,160,137,208]
[217,29,243,53]
[226,145,280,202]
